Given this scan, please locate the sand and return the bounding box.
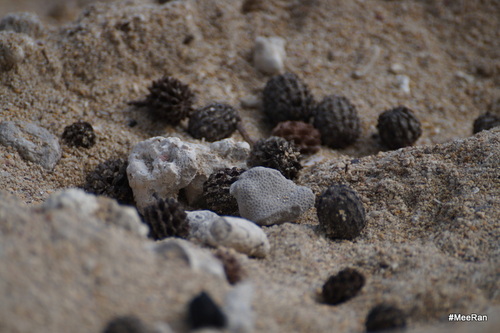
[0,0,499,332]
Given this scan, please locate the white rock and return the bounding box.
[230,167,314,226]
[253,36,286,75]
[0,12,45,38]
[153,238,225,278]
[395,74,411,94]
[41,188,149,238]
[127,137,249,210]
[389,63,405,74]
[187,211,270,258]
[224,282,255,333]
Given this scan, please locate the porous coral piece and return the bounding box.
[322,268,365,305]
[313,95,361,149]
[271,120,321,155]
[201,167,245,216]
[186,211,270,258]
[262,72,315,125]
[62,121,96,148]
[247,136,302,179]
[214,248,246,285]
[377,106,422,149]
[141,197,189,240]
[83,158,134,205]
[230,167,314,226]
[315,184,366,240]
[473,112,500,134]
[188,103,240,142]
[127,137,249,210]
[130,76,195,125]
[365,304,407,332]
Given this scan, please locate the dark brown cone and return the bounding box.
[271,120,321,155]
[141,197,189,240]
[377,106,422,149]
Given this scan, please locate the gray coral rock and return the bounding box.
[230,167,314,225]
[127,136,249,211]
[186,210,270,258]
[0,121,61,170]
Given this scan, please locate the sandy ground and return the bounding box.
[0,0,499,332]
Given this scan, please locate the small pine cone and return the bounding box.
[322,268,365,305]
[83,158,134,205]
[262,72,315,125]
[313,95,361,149]
[62,121,96,148]
[271,121,321,155]
[130,76,195,125]
[247,136,302,179]
[215,248,246,285]
[315,185,366,240]
[473,112,500,134]
[365,304,407,332]
[188,103,241,142]
[141,197,189,240]
[202,167,245,216]
[377,106,422,149]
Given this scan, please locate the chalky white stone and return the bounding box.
[224,281,255,333]
[127,137,249,211]
[253,36,286,75]
[230,167,315,226]
[186,210,270,258]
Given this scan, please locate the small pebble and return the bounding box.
[230,167,315,226]
[389,63,404,74]
[188,292,227,330]
[315,184,366,240]
[365,304,407,332]
[395,75,410,94]
[253,36,286,75]
[322,268,365,305]
[0,120,61,170]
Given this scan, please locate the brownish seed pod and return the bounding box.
[377,106,422,149]
[322,268,365,305]
[214,248,246,285]
[129,76,195,125]
[313,95,361,149]
[316,184,366,240]
[247,136,302,180]
[262,72,315,125]
[62,121,96,148]
[188,103,241,142]
[201,167,245,216]
[271,121,321,155]
[141,197,189,240]
[365,304,407,332]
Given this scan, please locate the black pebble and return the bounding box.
[365,304,407,332]
[188,291,226,330]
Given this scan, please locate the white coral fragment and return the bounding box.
[253,36,286,75]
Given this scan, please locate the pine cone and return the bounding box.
[313,95,360,149]
[141,197,189,240]
[271,121,321,155]
[62,121,96,148]
[365,304,407,332]
[83,158,134,205]
[377,106,422,149]
[130,76,195,125]
[262,72,315,125]
[247,136,302,179]
[188,103,241,142]
[315,184,366,240]
[473,112,500,134]
[202,167,245,216]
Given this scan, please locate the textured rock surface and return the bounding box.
[0,121,61,170]
[127,137,249,210]
[230,167,315,225]
[187,210,270,258]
